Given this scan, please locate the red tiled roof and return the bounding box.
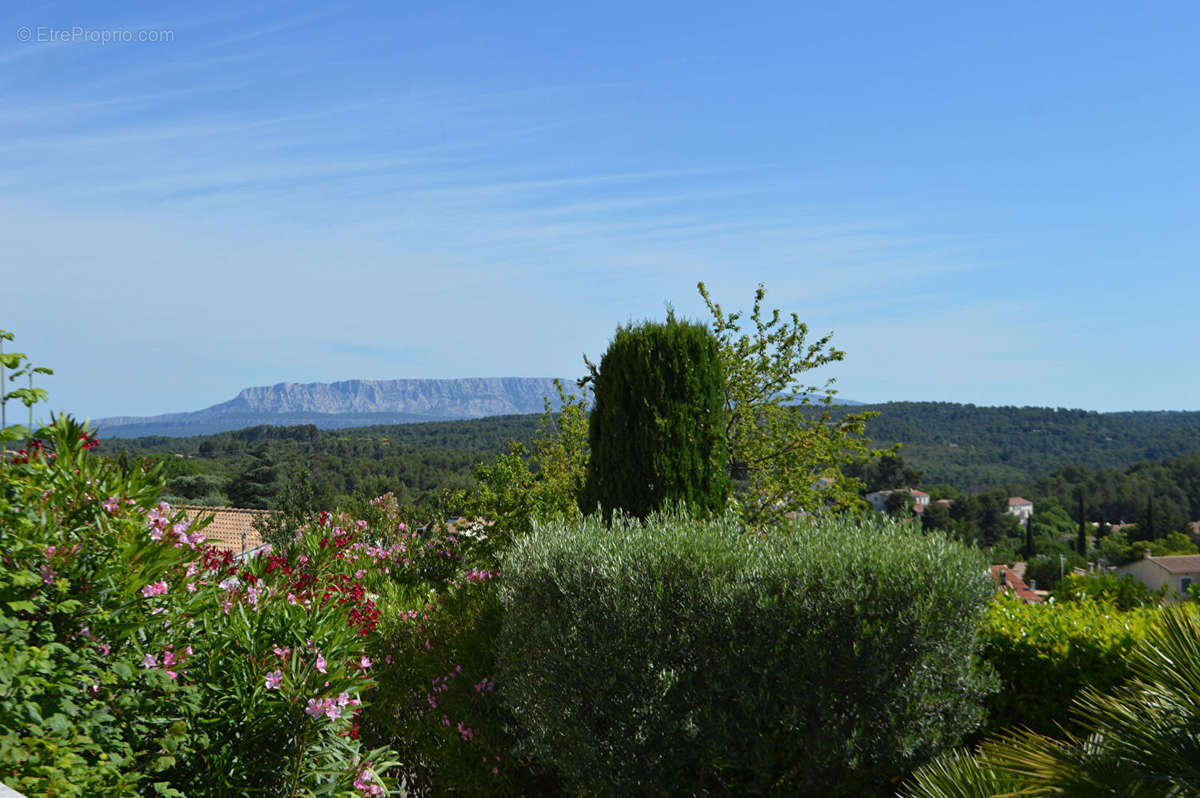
[182,506,268,554]
[1008,497,1033,506]
[989,564,1042,603]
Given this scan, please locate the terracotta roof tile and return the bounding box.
[1146,555,1200,575]
[182,505,268,554]
[1008,497,1033,506]
[989,564,1042,603]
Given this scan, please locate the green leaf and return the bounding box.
[0,425,30,442]
[10,570,41,588]
[5,601,36,613]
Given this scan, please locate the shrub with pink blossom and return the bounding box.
[0,414,398,796]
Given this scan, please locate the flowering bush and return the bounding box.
[311,493,550,795]
[0,415,398,796]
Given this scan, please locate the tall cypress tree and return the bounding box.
[1077,489,1088,557]
[1024,510,1035,559]
[582,318,729,520]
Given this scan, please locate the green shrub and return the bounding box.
[979,595,1159,737]
[904,605,1200,797]
[583,319,729,519]
[497,509,997,796]
[1052,571,1165,610]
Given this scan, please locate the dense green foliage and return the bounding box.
[920,488,1024,548]
[98,415,544,511]
[1027,453,1200,533]
[978,595,1159,737]
[850,401,1200,490]
[1051,571,1167,609]
[455,381,589,545]
[497,509,997,796]
[905,606,1200,797]
[699,282,885,527]
[583,319,729,518]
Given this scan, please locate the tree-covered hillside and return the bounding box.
[848,402,1200,491]
[97,402,1200,509]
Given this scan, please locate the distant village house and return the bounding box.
[1118,555,1200,600]
[1007,497,1034,524]
[865,488,930,514]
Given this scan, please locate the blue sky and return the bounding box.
[2,1,1198,418]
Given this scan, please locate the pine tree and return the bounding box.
[582,318,729,519]
[226,444,279,509]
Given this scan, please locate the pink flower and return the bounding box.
[305,698,324,718]
[141,580,168,597]
[315,653,327,674]
[353,762,385,796]
[102,496,119,513]
[359,656,371,670]
[265,669,283,690]
[274,646,291,659]
[141,653,158,669]
[163,650,176,667]
[40,564,57,584]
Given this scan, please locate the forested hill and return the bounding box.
[97,401,1200,506]
[847,402,1200,490]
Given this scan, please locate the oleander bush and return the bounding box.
[0,415,398,796]
[497,509,997,796]
[349,495,552,796]
[979,594,1159,737]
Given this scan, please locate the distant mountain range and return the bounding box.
[97,378,568,438]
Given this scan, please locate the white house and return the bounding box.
[1118,555,1200,600]
[866,488,930,513]
[1007,497,1034,524]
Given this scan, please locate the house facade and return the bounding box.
[1007,497,1034,524]
[865,488,930,513]
[1119,555,1200,600]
